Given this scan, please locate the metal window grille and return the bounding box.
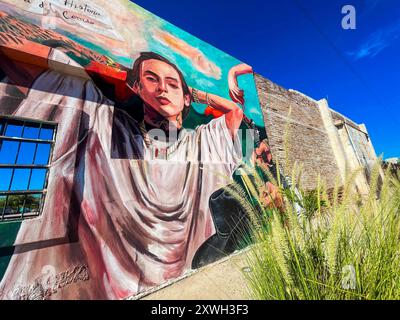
[0,116,57,222]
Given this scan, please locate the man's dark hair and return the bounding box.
[127,52,191,120]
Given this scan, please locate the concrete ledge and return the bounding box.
[128,249,253,300]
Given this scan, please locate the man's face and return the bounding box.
[134,59,190,117]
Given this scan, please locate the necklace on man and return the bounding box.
[139,121,182,160]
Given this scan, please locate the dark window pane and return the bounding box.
[10,168,30,191]
[0,168,13,191]
[0,140,19,164]
[22,124,40,139]
[24,194,41,215]
[0,121,4,135]
[34,143,51,165]
[16,142,36,164]
[29,169,47,190]
[4,194,25,217]
[5,124,23,137]
[39,125,54,140]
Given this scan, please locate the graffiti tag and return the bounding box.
[8,264,90,300]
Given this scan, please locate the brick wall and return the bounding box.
[254,73,341,190]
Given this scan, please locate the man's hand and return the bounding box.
[252,140,273,169]
[260,182,284,211]
[228,63,253,106]
[228,71,245,105]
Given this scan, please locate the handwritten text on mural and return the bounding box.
[20,0,124,41]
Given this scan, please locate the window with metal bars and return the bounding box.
[0,116,56,222]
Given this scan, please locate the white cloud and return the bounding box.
[347,20,400,60]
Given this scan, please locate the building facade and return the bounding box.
[0,0,270,300]
[0,0,379,300]
[255,74,379,195]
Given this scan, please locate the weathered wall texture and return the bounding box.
[254,73,379,194]
[331,111,378,177]
[254,74,341,190]
[330,110,380,195]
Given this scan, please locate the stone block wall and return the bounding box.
[254,73,342,190]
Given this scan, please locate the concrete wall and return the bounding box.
[331,110,384,195]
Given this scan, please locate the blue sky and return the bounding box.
[133,0,399,159]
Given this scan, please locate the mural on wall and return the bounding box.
[0,0,280,299]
